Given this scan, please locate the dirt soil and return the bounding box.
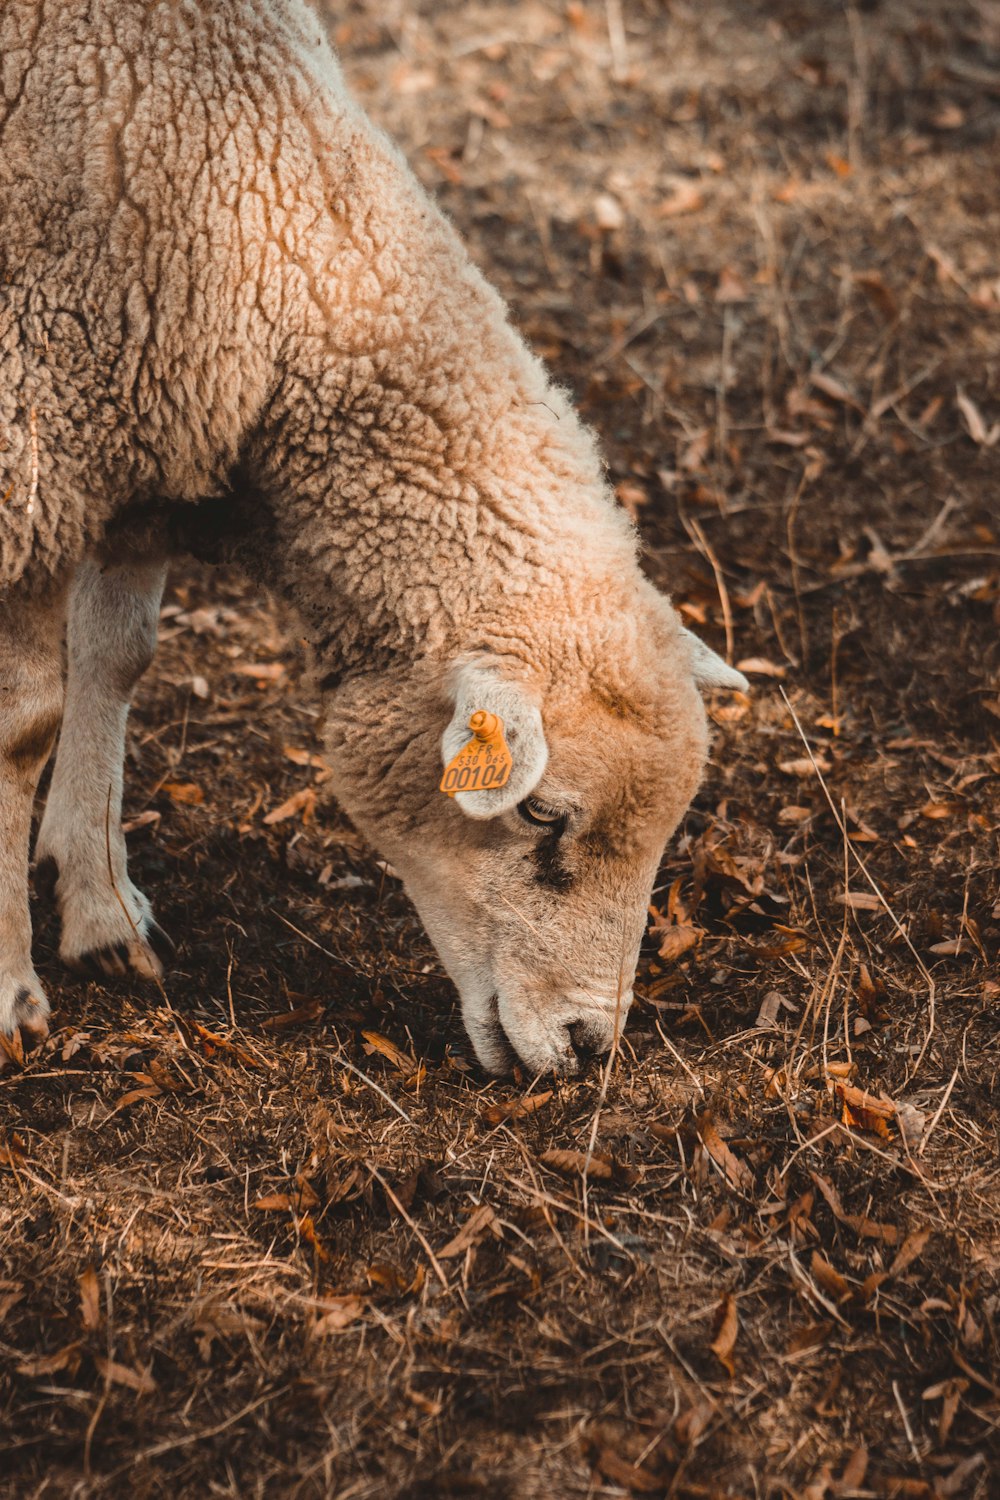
[2,2,999,1496]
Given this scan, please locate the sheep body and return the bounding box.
[0,1,743,1076]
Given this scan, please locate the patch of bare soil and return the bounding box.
[2,2,998,1495]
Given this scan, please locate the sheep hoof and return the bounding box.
[71,924,172,983]
[0,979,51,1069]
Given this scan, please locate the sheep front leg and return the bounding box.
[36,556,171,980]
[0,584,66,1060]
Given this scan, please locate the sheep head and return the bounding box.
[322,594,746,1076]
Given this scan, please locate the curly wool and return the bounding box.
[0,0,664,692]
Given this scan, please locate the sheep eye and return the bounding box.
[517,797,567,834]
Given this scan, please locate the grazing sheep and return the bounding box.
[0,0,746,1075]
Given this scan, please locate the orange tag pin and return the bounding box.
[440,710,513,797]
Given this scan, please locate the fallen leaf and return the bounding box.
[777,804,813,825]
[483,1090,553,1125]
[595,1448,664,1493]
[834,1081,895,1139]
[162,781,204,806]
[253,1192,295,1212]
[855,271,899,323]
[538,1148,613,1181]
[231,660,286,682]
[361,1030,416,1073]
[674,1397,716,1445]
[655,922,702,962]
[659,178,705,216]
[839,891,886,912]
[755,991,796,1029]
[779,756,831,778]
[17,1343,82,1377]
[263,787,317,826]
[311,1295,364,1336]
[697,1115,754,1193]
[78,1268,101,1332]
[716,266,748,302]
[810,1251,851,1303]
[890,1227,932,1279]
[810,1171,899,1245]
[95,1356,157,1395]
[438,1203,500,1259]
[259,999,323,1032]
[709,1292,739,1374]
[838,1448,869,1490]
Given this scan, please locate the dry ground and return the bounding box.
[2,1,999,1495]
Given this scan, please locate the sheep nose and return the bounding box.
[567,1018,612,1064]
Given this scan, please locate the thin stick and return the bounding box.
[918,1062,960,1157]
[892,1379,922,1465]
[368,1164,451,1294]
[684,514,735,663]
[338,1057,413,1125]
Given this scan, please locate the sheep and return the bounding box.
[0,0,746,1076]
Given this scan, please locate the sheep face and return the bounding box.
[323,621,745,1076]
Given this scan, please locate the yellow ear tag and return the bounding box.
[440,710,513,797]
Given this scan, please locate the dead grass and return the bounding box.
[2,1,998,1495]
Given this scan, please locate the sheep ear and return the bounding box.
[682,628,749,693]
[441,661,548,819]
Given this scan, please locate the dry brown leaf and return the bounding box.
[595,1448,664,1493]
[283,745,333,781]
[810,1171,899,1245]
[0,1133,27,1168]
[438,1203,499,1259]
[778,804,813,825]
[716,266,748,302]
[162,781,204,806]
[920,800,961,820]
[253,1192,293,1211]
[659,179,705,216]
[838,1448,869,1490]
[112,1085,162,1112]
[311,1294,364,1336]
[854,271,899,323]
[779,756,831,777]
[786,1321,832,1356]
[674,1398,716,1445]
[709,1292,739,1374]
[810,1251,851,1303]
[890,1227,933,1279]
[834,1080,895,1139]
[263,787,317,826]
[839,891,885,912]
[260,999,323,1032]
[78,1268,101,1332]
[17,1343,82,1377]
[231,660,286,682]
[296,1213,329,1261]
[95,1356,158,1395]
[655,922,702,962]
[361,1029,415,1073]
[483,1090,553,1125]
[538,1148,613,1181]
[697,1116,753,1193]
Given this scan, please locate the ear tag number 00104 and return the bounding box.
[440,711,512,797]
